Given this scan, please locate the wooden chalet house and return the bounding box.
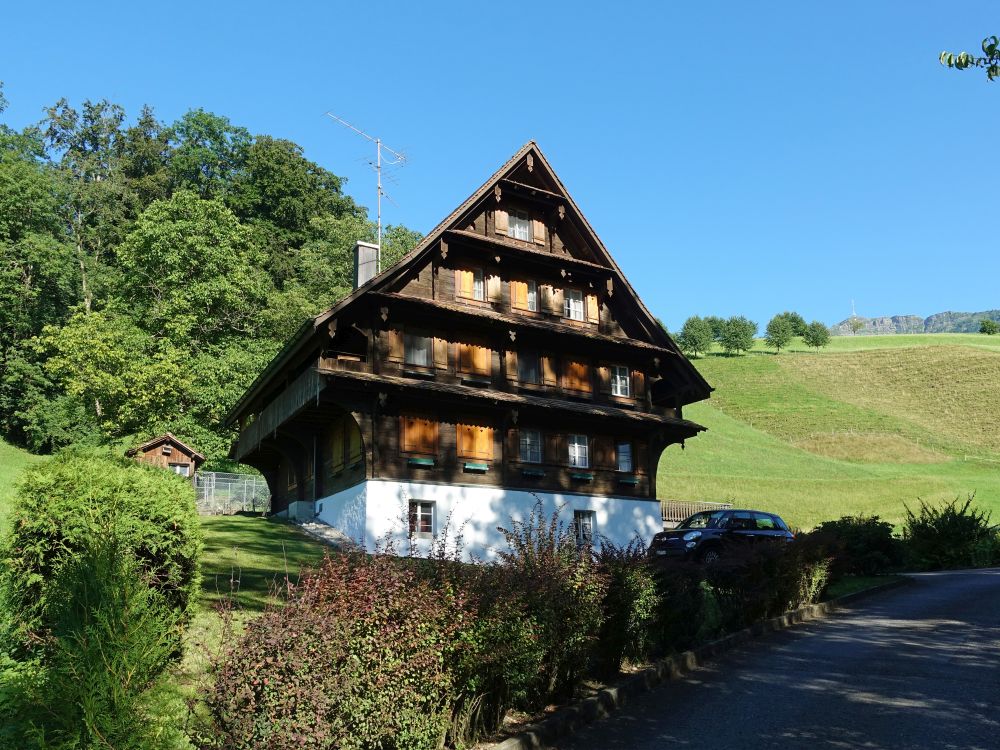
[127,432,205,479]
[225,142,711,558]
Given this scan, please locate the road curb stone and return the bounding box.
[487,576,912,750]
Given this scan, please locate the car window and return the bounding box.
[771,515,789,531]
[679,511,727,529]
[753,513,776,530]
[730,512,753,530]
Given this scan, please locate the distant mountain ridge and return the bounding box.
[831,310,1000,335]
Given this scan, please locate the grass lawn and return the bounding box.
[660,335,1000,530]
[0,439,43,537]
[198,514,328,610]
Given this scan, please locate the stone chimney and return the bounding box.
[353,241,379,290]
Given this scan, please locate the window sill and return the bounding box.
[570,472,594,482]
[521,468,546,478]
[460,375,492,387]
[402,368,436,380]
[407,457,436,467]
[617,475,640,486]
[463,462,489,474]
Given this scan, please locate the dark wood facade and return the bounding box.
[225,142,711,516]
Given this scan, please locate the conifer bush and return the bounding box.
[1,449,202,650]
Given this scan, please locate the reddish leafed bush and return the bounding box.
[203,551,462,750]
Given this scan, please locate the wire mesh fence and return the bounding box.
[195,472,271,515]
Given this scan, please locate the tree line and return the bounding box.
[0,83,420,461]
[676,311,830,357]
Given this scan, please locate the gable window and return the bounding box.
[510,280,538,312]
[564,289,584,321]
[568,434,589,468]
[404,333,432,368]
[573,510,596,548]
[457,424,494,460]
[456,268,485,301]
[402,416,438,456]
[508,209,531,242]
[409,500,434,538]
[518,350,541,384]
[616,441,633,473]
[611,366,631,397]
[519,429,543,463]
[161,444,173,456]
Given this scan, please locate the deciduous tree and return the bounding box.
[678,316,714,357]
[720,316,757,356]
[764,315,794,353]
[803,320,831,351]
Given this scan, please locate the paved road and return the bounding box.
[559,569,1000,750]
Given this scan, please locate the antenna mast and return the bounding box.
[324,112,406,272]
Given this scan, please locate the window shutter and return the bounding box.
[586,294,600,323]
[541,355,558,386]
[565,361,591,392]
[598,365,612,394]
[633,370,646,398]
[330,419,345,471]
[474,345,491,375]
[546,433,563,465]
[635,441,648,474]
[495,209,509,235]
[458,343,472,372]
[388,330,403,361]
[457,424,475,458]
[434,338,449,369]
[505,350,518,381]
[348,420,362,463]
[486,274,500,303]
[402,416,415,453]
[456,269,473,298]
[532,219,546,245]
[511,280,527,309]
[477,427,494,460]
[550,287,565,315]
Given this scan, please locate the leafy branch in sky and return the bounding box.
[940,36,1000,81]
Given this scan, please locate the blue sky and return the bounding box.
[2,1,997,331]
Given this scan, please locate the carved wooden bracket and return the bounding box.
[653,356,660,369]
[440,239,448,260]
[494,185,502,203]
[327,319,338,337]
[526,153,534,172]
[508,330,516,342]
[511,409,519,425]
[606,277,614,297]
[560,268,567,279]
[495,254,501,264]
[558,204,566,220]
[380,306,389,323]
[378,392,388,407]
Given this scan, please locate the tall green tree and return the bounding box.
[704,315,726,342]
[772,310,807,337]
[802,320,831,351]
[678,316,714,357]
[116,190,271,344]
[764,314,794,353]
[168,108,250,199]
[719,316,757,356]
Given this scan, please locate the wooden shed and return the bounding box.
[126,433,205,478]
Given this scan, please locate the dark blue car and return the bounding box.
[649,509,794,564]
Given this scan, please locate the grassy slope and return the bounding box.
[659,334,1000,529]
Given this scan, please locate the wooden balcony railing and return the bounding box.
[235,365,323,461]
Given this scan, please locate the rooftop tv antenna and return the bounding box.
[324,112,406,272]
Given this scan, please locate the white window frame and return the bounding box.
[169,463,190,477]
[508,209,532,242]
[404,333,432,367]
[526,280,538,312]
[616,441,633,473]
[519,429,543,464]
[409,500,435,538]
[568,434,589,468]
[573,509,596,548]
[472,268,485,301]
[564,289,584,321]
[611,365,631,397]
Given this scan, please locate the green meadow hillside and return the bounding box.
[659,334,1000,529]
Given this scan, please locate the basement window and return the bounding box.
[409,500,434,539]
[573,510,596,548]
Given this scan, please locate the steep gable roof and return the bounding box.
[126,432,206,463]
[225,142,710,424]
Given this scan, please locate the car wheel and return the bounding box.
[700,548,721,565]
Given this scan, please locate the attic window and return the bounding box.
[508,210,531,242]
[161,445,173,456]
